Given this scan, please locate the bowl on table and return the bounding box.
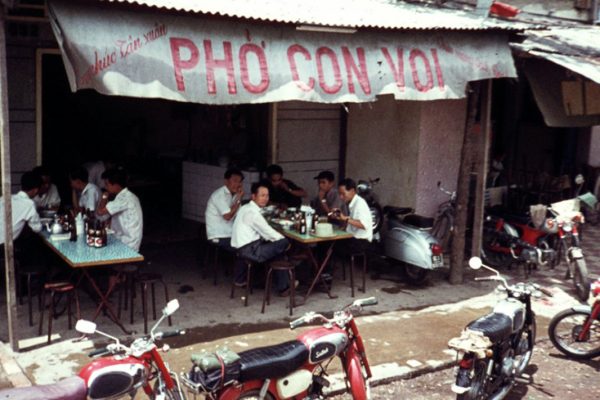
[278,220,294,230]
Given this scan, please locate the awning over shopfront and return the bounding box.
[48,0,517,105]
[512,27,600,127]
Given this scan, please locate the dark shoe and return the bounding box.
[278,280,299,297]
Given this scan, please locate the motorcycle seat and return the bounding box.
[0,376,87,400]
[383,206,414,216]
[402,214,434,229]
[238,340,309,382]
[466,312,513,343]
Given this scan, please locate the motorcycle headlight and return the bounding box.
[563,224,572,232]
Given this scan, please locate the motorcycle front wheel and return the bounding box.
[548,309,600,359]
[571,258,590,302]
[514,318,536,376]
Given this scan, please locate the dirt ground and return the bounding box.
[331,338,600,399]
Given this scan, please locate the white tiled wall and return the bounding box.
[182,161,259,222]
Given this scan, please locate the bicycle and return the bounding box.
[431,181,456,253]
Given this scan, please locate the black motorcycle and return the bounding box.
[448,257,551,400]
[356,177,383,234]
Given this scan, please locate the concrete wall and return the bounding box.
[588,126,600,167]
[416,100,466,217]
[345,96,465,218]
[346,96,420,209]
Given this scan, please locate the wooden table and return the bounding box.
[275,226,353,303]
[40,232,144,334]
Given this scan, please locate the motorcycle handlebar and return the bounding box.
[88,347,110,357]
[289,317,307,330]
[354,297,378,307]
[157,329,186,339]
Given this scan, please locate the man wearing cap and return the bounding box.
[311,171,343,216]
[265,164,306,209]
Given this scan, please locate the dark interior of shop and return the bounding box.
[41,53,269,218]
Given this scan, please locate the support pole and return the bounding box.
[449,81,481,284]
[0,7,18,351]
[471,80,492,257]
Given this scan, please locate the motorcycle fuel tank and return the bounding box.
[384,222,441,269]
[79,356,147,400]
[493,298,526,333]
[298,327,348,364]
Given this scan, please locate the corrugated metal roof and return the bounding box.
[101,0,529,30]
[512,27,600,84]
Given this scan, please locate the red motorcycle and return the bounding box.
[548,278,600,359]
[182,297,377,400]
[0,299,186,400]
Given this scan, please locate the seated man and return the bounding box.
[231,181,294,296]
[0,171,42,245]
[332,178,373,255]
[70,166,102,214]
[205,168,244,250]
[265,164,306,209]
[96,167,143,252]
[32,166,61,211]
[311,170,343,216]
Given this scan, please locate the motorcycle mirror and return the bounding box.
[469,257,483,270]
[163,299,180,316]
[75,319,97,335]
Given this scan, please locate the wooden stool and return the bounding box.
[343,252,367,297]
[38,282,80,344]
[131,272,172,334]
[262,260,296,316]
[115,264,139,321]
[16,264,45,327]
[230,257,254,307]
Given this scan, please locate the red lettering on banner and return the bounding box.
[239,43,270,93]
[203,40,237,95]
[430,48,445,91]
[409,49,433,92]
[342,47,371,95]
[316,47,342,94]
[381,47,405,91]
[287,45,315,92]
[169,37,199,92]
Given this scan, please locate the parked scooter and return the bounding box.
[448,257,551,400]
[0,299,186,400]
[182,297,377,400]
[380,206,444,285]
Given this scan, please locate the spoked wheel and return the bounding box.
[548,309,600,359]
[239,389,276,400]
[456,360,488,400]
[514,318,536,376]
[571,258,591,302]
[402,264,429,286]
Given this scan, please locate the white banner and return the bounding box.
[48,0,516,104]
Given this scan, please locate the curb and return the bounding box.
[0,342,31,388]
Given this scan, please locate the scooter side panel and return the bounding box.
[384,226,436,269]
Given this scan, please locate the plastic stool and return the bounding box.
[131,272,172,334]
[343,252,367,297]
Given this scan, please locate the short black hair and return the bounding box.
[102,167,128,187]
[32,165,51,178]
[251,180,270,195]
[224,168,244,180]
[339,178,357,191]
[21,171,42,191]
[69,166,89,182]
[266,164,283,177]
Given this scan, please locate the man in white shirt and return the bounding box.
[332,178,373,255]
[70,166,101,213]
[0,171,43,245]
[231,181,292,295]
[97,167,143,252]
[32,166,61,210]
[205,168,245,250]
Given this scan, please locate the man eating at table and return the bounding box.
[32,166,61,211]
[231,181,295,296]
[332,178,373,255]
[0,171,42,245]
[311,170,343,216]
[70,166,102,214]
[205,168,244,251]
[265,164,306,209]
[97,167,143,252]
